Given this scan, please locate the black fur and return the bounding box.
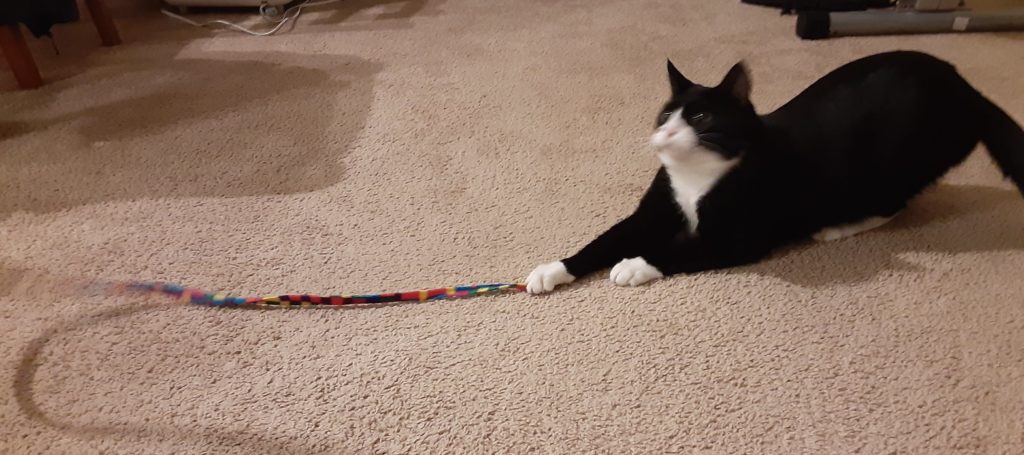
[560,51,1024,280]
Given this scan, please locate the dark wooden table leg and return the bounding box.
[84,0,122,46]
[0,25,43,90]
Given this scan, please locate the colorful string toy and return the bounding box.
[116,281,528,308]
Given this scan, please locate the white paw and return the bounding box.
[812,228,847,242]
[610,257,664,287]
[525,261,576,294]
[814,216,894,242]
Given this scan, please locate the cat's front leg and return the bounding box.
[609,257,664,287]
[609,236,764,287]
[606,233,698,288]
[526,213,656,294]
[525,261,576,294]
[525,168,682,294]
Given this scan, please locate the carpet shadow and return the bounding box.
[0,121,33,141]
[0,265,29,298]
[728,183,1024,287]
[12,302,331,454]
[0,51,382,217]
[307,0,447,30]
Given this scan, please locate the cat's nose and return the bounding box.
[665,128,679,137]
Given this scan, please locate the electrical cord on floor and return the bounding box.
[161,0,342,36]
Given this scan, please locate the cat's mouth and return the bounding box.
[697,129,728,140]
[697,132,743,154]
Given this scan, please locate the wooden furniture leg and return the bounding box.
[83,0,121,46]
[0,25,43,90]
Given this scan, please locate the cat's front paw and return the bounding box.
[526,261,576,294]
[610,257,664,287]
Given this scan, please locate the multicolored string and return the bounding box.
[116,281,527,308]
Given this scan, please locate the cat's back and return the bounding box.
[749,51,989,224]
[760,50,981,160]
[765,51,967,123]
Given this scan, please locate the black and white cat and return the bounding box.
[526,51,1024,294]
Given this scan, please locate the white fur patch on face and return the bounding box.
[610,257,664,287]
[650,109,738,233]
[526,261,576,294]
[650,109,699,155]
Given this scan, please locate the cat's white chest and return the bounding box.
[660,148,738,232]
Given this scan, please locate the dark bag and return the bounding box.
[741,0,894,14]
[0,0,80,38]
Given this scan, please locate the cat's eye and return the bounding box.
[689,112,710,123]
[658,111,672,124]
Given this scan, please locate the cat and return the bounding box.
[526,50,1024,294]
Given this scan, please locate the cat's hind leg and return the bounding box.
[813,215,895,242]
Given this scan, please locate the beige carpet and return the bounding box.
[3,0,1024,453]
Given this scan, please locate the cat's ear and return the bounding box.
[718,61,751,104]
[667,59,693,94]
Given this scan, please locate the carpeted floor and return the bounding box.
[3,0,1024,453]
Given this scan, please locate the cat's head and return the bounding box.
[650,60,759,164]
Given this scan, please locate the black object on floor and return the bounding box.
[797,7,1024,40]
[741,0,894,14]
[0,1,79,38]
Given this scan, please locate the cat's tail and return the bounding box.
[978,95,1024,194]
